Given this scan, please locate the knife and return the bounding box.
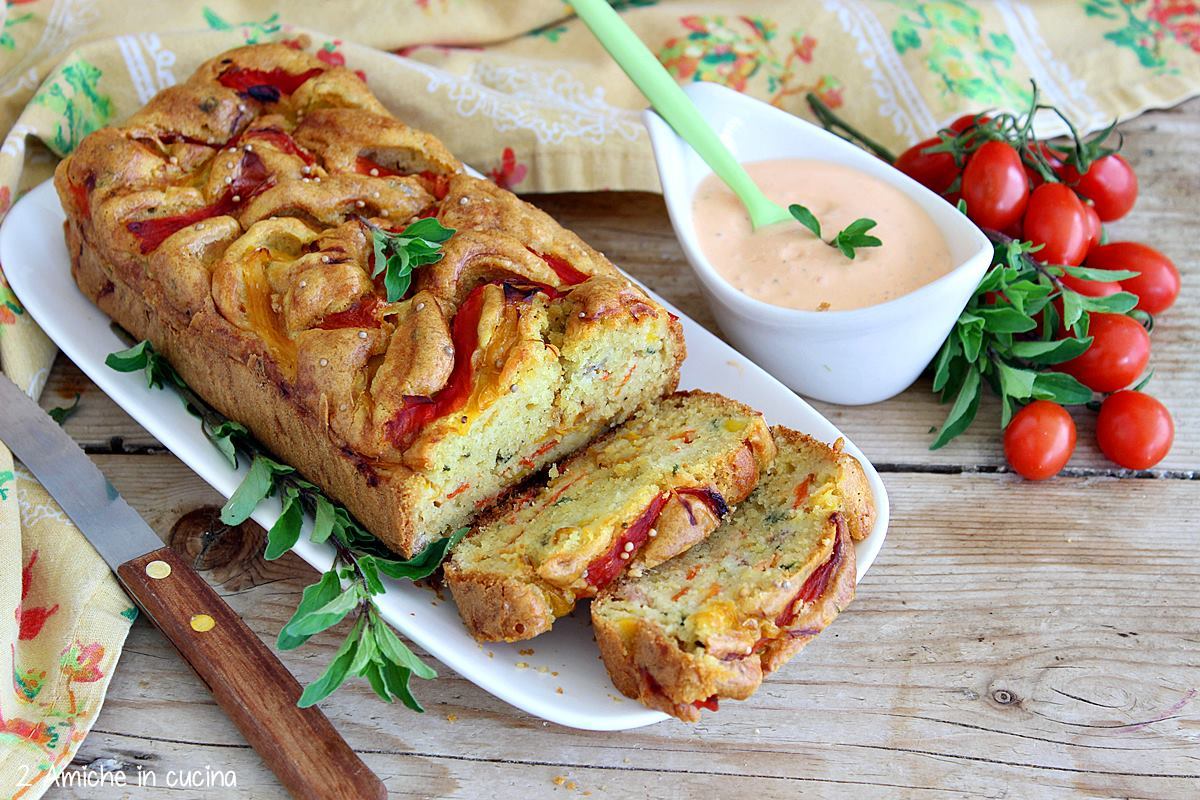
[0,375,386,800]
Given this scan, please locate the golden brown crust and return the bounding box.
[445,391,775,643]
[56,44,683,556]
[828,437,876,542]
[444,572,558,642]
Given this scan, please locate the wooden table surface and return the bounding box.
[45,100,1198,799]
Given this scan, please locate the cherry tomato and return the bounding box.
[1059,154,1138,221]
[1023,183,1090,266]
[1082,202,1102,253]
[961,141,1029,231]
[1096,390,1173,470]
[1087,241,1181,315]
[947,113,992,147]
[1003,400,1076,480]
[1060,313,1150,393]
[949,113,992,133]
[895,137,958,194]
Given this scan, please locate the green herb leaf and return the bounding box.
[373,526,468,581]
[105,341,151,372]
[297,618,363,708]
[278,571,343,651]
[265,489,304,560]
[930,367,982,450]
[997,362,1038,401]
[1078,291,1138,315]
[1031,371,1093,405]
[220,454,294,526]
[286,585,362,638]
[955,313,985,363]
[205,419,249,469]
[363,661,393,703]
[369,219,456,302]
[1010,337,1092,365]
[787,204,822,239]
[47,394,81,425]
[931,335,960,394]
[379,661,424,712]
[311,494,337,544]
[831,218,882,260]
[1061,289,1085,333]
[347,624,379,675]
[106,340,186,390]
[1061,265,1140,282]
[357,556,386,595]
[976,306,1037,334]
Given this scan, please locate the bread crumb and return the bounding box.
[556,687,563,694]
[516,661,529,669]
[553,776,566,787]
[566,782,577,791]
[446,714,458,723]
[519,648,535,656]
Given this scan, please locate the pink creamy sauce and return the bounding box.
[693,158,954,311]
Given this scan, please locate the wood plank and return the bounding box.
[42,99,1199,474]
[56,453,1198,799]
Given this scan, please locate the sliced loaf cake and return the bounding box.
[444,391,777,642]
[591,428,874,721]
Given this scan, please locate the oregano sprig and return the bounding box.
[366,217,455,302]
[928,233,1144,449]
[106,336,465,709]
[788,204,882,260]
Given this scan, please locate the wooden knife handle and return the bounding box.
[117,546,386,800]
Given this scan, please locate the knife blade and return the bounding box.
[0,374,164,569]
[0,374,386,800]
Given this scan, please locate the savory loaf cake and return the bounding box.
[445,391,777,642]
[591,428,874,721]
[54,43,684,556]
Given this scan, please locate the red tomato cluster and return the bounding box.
[896,115,1181,478]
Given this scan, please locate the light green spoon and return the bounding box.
[573,0,792,230]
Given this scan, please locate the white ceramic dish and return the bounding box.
[2,179,889,730]
[646,83,993,406]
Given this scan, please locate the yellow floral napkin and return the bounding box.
[0,1,1197,795]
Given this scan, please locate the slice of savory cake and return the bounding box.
[590,428,874,721]
[444,392,777,642]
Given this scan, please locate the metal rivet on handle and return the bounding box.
[146,560,172,579]
[190,614,216,633]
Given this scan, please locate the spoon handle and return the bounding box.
[572,0,787,229]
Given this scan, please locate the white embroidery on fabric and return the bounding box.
[396,56,642,146]
[823,0,937,141]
